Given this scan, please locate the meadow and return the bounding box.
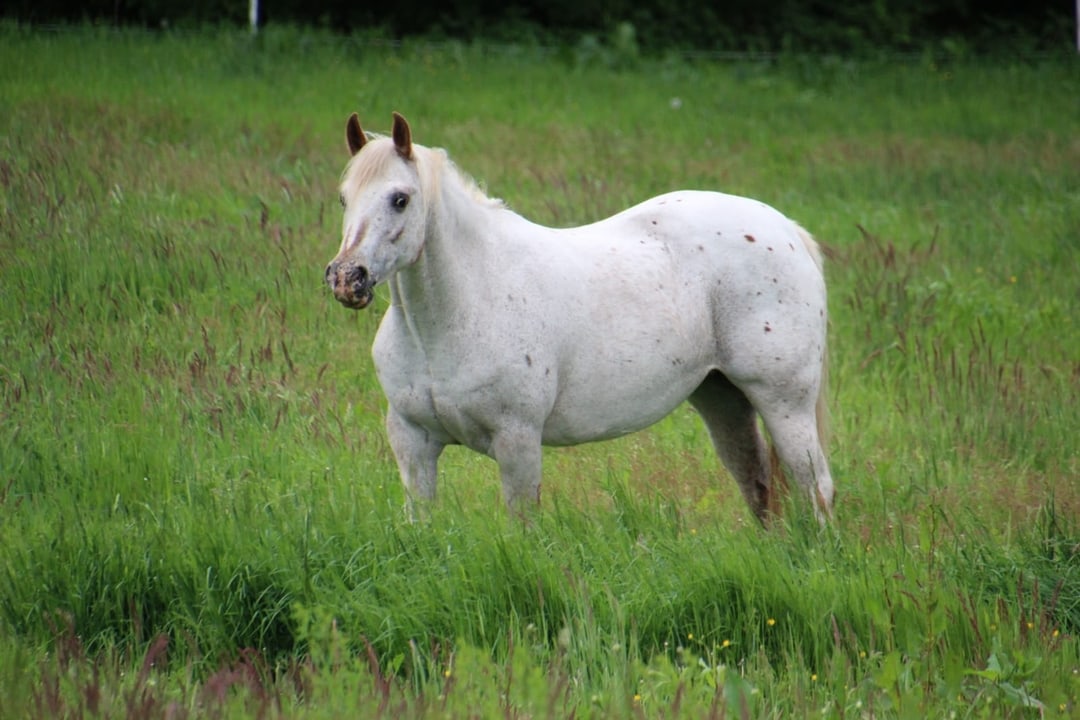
[0,24,1077,718]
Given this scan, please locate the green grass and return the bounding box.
[0,23,1078,718]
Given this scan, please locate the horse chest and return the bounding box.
[373,311,544,448]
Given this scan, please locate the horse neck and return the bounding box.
[390,170,501,331]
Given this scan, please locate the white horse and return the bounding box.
[326,112,834,524]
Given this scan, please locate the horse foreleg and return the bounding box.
[386,408,445,520]
[489,424,543,515]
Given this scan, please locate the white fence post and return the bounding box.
[250,0,259,35]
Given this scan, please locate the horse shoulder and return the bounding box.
[371,307,439,419]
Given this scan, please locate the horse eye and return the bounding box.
[391,192,409,211]
[339,193,346,208]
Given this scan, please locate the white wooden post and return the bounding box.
[250,0,259,35]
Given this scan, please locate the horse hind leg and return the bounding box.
[755,400,834,524]
[689,371,780,524]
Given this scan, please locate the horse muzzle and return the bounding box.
[326,261,375,310]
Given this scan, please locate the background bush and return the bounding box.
[3,0,1075,54]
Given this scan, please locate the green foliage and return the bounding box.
[1,1,1074,54]
[0,25,1078,718]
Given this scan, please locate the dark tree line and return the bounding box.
[4,0,1074,53]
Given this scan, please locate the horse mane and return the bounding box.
[343,135,505,211]
[421,146,505,210]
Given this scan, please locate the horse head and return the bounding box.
[326,112,425,309]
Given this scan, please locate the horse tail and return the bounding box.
[765,444,788,520]
[795,222,825,275]
[765,223,830,520]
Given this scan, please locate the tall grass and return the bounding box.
[0,24,1077,717]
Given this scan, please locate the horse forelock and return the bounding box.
[340,137,400,193]
[341,138,503,213]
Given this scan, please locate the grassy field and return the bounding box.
[0,24,1078,718]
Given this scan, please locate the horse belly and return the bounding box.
[541,372,700,446]
[540,304,712,445]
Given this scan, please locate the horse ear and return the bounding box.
[346,113,366,156]
[391,111,413,160]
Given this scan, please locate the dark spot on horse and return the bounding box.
[772,278,778,283]
[525,354,532,367]
[545,367,551,376]
[697,244,704,251]
[764,323,772,333]
[508,294,514,301]
[744,234,756,242]
[767,246,774,252]
[789,243,795,251]
[651,220,658,225]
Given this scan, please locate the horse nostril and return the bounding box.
[345,265,368,287]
